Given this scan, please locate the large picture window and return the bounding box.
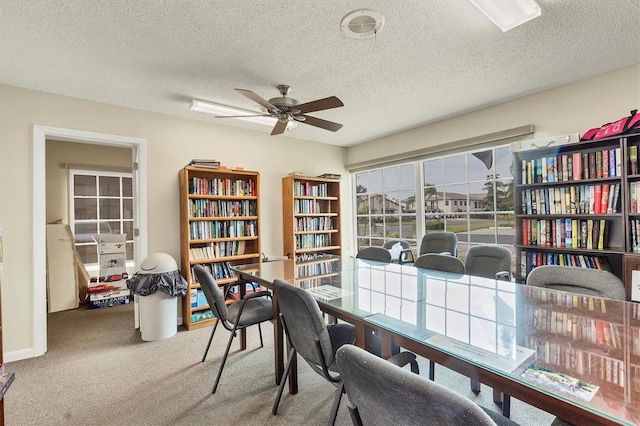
[353,145,515,268]
[69,169,134,267]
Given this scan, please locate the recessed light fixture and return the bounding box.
[469,0,541,32]
[189,99,297,130]
[341,9,385,39]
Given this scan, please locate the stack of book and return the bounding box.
[187,159,220,169]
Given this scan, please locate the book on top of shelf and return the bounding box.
[318,173,341,180]
[188,159,221,168]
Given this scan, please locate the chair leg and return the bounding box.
[347,404,364,426]
[201,320,219,362]
[328,382,344,426]
[212,329,237,394]
[258,323,264,348]
[470,378,481,394]
[272,348,296,415]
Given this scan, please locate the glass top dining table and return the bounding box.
[232,255,640,425]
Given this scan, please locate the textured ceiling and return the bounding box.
[1,1,639,147]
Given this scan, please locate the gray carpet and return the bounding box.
[5,303,555,425]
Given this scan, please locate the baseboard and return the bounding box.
[4,347,39,363]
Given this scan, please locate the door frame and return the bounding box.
[32,125,148,357]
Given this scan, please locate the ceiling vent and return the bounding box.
[341,9,385,39]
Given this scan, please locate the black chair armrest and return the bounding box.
[241,290,272,300]
[387,351,419,374]
[495,271,511,281]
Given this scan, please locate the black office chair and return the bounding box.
[336,345,518,426]
[271,279,418,426]
[356,246,392,263]
[526,265,626,300]
[419,231,458,256]
[414,253,465,274]
[464,244,512,281]
[382,239,415,264]
[193,265,274,394]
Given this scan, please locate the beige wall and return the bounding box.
[46,141,132,224]
[346,65,640,167]
[0,84,347,358]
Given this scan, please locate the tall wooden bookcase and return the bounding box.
[179,166,261,330]
[282,175,341,261]
[513,132,640,298]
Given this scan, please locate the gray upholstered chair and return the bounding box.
[382,239,415,264]
[414,253,465,274]
[336,345,519,426]
[271,279,418,426]
[356,246,392,263]
[419,231,458,256]
[193,265,274,394]
[526,265,626,300]
[464,244,512,281]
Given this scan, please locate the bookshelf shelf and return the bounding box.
[513,132,640,298]
[180,166,261,330]
[283,175,342,261]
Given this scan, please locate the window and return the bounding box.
[353,145,515,268]
[69,169,134,267]
[356,164,417,248]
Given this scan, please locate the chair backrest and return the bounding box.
[356,246,392,263]
[193,264,229,322]
[273,279,336,372]
[336,345,498,426]
[382,240,410,250]
[464,245,512,279]
[414,253,465,274]
[419,231,458,256]
[526,265,626,300]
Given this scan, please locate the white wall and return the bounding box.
[0,84,347,359]
[346,65,640,167]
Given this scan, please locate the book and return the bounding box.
[318,173,341,179]
[188,159,221,168]
[630,145,638,175]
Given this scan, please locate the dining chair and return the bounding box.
[382,239,415,264]
[193,265,274,394]
[356,246,392,263]
[271,279,419,426]
[419,231,458,257]
[414,253,465,274]
[336,344,519,426]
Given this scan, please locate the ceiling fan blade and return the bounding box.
[300,115,343,132]
[235,88,278,111]
[271,119,288,136]
[294,96,344,114]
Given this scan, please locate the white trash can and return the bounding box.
[127,253,187,342]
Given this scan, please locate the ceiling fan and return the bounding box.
[216,85,344,136]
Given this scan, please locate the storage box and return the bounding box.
[89,289,131,309]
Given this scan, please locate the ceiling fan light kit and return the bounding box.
[469,0,541,32]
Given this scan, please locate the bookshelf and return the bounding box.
[512,134,630,288]
[179,166,261,330]
[282,175,341,261]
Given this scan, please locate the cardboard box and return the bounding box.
[89,289,131,309]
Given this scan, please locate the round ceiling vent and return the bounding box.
[341,9,385,39]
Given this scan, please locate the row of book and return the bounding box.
[190,261,235,284]
[527,337,625,387]
[294,252,334,262]
[629,220,640,253]
[520,147,622,185]
[188,176,256,196]
[527,287,613,314]
[296,259,338,278]
[630,328,640,357]
[520,251,613,277]
[189,240,249,260]
[520,183,620,215]
[294,216,335,232]
[295,234,334,250]
[188,199,256,218]
[529,308,623,349]
[293,181,332,197]
[520,218,609,250]
[294,199,323,214]
[628,182,640,213]
[191,309,215,323]
[189,219,257,240]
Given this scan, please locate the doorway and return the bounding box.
[32,125,148,357]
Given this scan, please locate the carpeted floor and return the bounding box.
[5,303,554,425]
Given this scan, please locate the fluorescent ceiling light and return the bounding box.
[469,0,541,32]
[189,99,297,130]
